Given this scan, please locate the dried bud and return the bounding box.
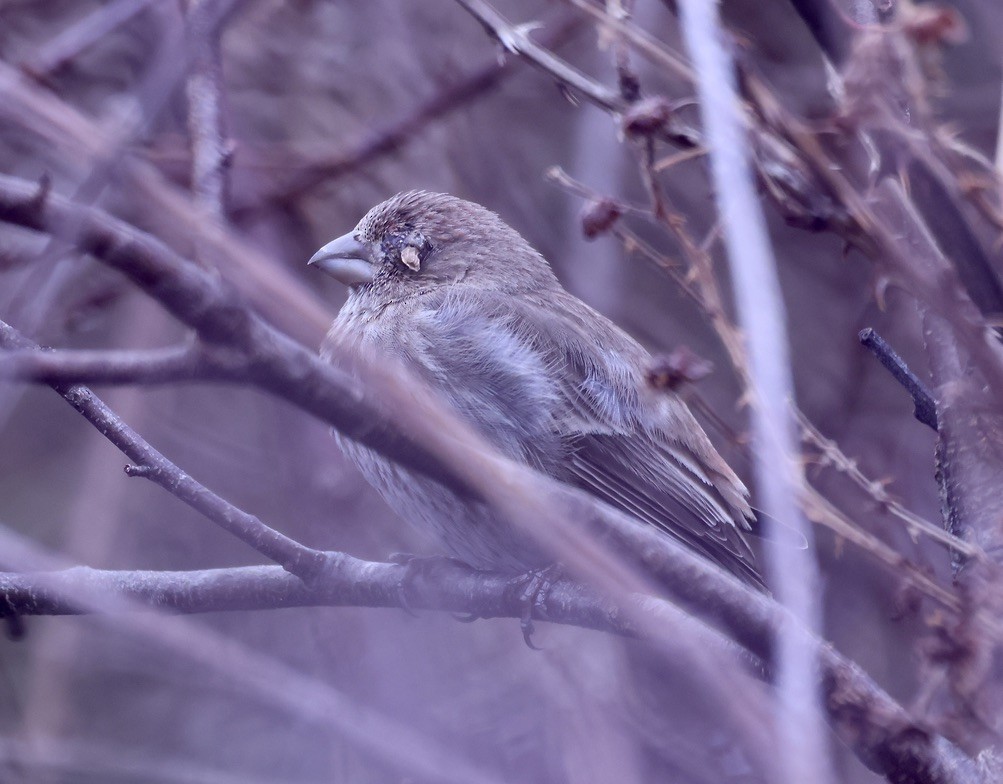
[903,5,968,47]
[580,198,624,240]
[621,96,673,138]
[646,346,713,391]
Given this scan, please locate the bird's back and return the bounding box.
[326,282,762,587]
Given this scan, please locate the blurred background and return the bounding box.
[0,0,1000,781]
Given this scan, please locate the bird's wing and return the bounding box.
[410,287,762,587]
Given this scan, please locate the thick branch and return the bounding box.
[0,344,222,385]
[0,558,631,634]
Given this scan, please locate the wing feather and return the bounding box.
[411,287,763,587]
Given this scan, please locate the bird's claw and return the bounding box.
[511,563,562,649]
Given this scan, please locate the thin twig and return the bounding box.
[0,320,325,579]
[796,409,979,559]
[454,0,625,113]
[252,14,582,210]
[562,0,694,81]
[859,327,938,430]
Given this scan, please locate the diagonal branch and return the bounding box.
[0,320,325,578]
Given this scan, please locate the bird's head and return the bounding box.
[308,191,557,296]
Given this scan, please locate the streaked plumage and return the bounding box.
[312,191,762,587]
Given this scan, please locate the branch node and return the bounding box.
[29,173,52,213]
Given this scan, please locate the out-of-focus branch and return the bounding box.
[451,0,699,147]
[184,0,230,221]
[20,0,158,81]
[677,2,831,781]
[246,14,582,211]
[0,344,219,386]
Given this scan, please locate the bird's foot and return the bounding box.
[509,563,563,650]
[389,553,474,617]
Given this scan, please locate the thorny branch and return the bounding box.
[549,167,969,609]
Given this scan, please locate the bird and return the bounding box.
[309,190,762,589]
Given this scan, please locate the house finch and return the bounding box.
[310,191,762,588]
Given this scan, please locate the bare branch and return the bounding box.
[0,344,221,386]
[859,327,938,431]
[0,558,634,635]
[20,0,158,81]
[678,2,832,781]
[184,0,230,220]
[0,320,325,578]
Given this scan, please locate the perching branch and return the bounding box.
[0,558,632,635]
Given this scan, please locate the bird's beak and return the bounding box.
[307,233,376,287]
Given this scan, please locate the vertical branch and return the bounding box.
[184,0,229,220]
[676,3,834,784]
[606,0,640,101]
[996,77,1003,191]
